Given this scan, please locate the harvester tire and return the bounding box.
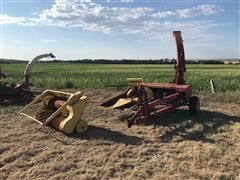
[20,91,33,103]
[189,96,200,114]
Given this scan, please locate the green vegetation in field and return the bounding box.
[1,63,240,93]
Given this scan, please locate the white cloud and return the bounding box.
[0,15,26,25]
[106,0,134,2]
[0,1,224,42]
[152,4,224,18]
[152,11,175,18]
[121,0,134,2]
[0,15,41,26]
[195,4,224,15]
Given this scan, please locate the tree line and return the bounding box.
[0,58,228,64]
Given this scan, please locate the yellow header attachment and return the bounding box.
[127,78,143,86]
[111,78,142,109]
[19,90,89,134]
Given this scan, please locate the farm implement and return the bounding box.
[0,64,7,79]
[17,53,90,134]
[101,31,200,128]
[0,53,55,103]
[19,90,89,134]
[12,52,89,134]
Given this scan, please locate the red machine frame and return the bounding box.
[0,53,55,103]
[101,31,200,127]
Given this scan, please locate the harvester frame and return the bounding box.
[101,31,200,127]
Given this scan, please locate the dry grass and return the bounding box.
[0,90,239,179]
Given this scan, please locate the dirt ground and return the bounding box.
[0,90,239,179]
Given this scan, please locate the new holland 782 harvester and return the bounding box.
[101,31,200,127]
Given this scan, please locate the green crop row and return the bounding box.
[1,63,240,93]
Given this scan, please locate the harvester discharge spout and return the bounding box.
[22,52,55,88]
[172,31,186,85]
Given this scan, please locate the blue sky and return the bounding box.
[0,0,239,60]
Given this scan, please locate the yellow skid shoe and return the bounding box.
[19,90,89,134]
[112,78,154,109]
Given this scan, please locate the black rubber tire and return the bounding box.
[189,96,200,114]
[127,119,134,128]
[20,91,33,103]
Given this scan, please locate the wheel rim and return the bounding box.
[196,101,200,112]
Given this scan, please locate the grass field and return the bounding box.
[1,90,240,179]
[2,63,240,93]
[1,64,240,179]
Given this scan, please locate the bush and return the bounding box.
[64,80,75,89]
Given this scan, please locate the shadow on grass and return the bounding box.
[0,101,26,106]
[152,109,240,143]
[70,125,143,145]
[30,109,239,145]
[71,110,239,145]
